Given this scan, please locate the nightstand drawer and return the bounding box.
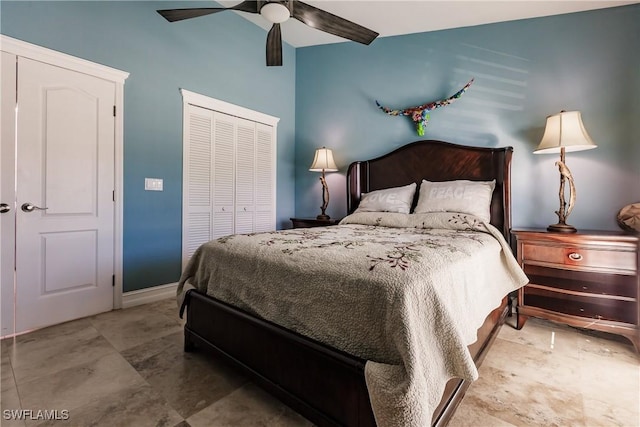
[521,243,636,273]
[524,264,637,298]
[524,287,637,324]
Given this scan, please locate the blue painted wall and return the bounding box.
[3,2,638,292]
[295,4,640,231]
[1,1,296,291]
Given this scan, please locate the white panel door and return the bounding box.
[15,58,115,333]
[1,52,17,336]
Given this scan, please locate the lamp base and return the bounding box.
[547,223,577,233]
[316,214,331,220]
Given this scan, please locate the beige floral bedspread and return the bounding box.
[177,212,528,426]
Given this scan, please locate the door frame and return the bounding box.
[0,36,129,335]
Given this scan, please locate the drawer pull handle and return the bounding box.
[568,252,583,261]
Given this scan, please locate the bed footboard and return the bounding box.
[184,289,376,427]
[182,289,509,427]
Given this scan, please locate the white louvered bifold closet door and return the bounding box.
[212,113,235,239]
[234,118,256,235]
[183,105,214,263]
[255,123,275,232]
[182,102,276,268]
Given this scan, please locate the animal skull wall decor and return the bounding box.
[376,79,474,136]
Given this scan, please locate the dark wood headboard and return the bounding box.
[346,140,513,242]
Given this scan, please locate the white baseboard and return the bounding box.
[122,282,178,309]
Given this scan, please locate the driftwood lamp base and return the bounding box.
[547,222,577,233]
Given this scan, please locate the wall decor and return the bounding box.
[375,78,474,136]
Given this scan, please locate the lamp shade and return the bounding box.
[534,111,597,154]
[309,147,338,172]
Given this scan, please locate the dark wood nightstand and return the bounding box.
[290,217,341,228]
[512,229,639,352]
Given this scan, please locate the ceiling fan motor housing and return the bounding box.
[260,2,290,23]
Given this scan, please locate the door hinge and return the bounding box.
[112,275,115,287]
[112,190,115,202]
[113,105,116,117]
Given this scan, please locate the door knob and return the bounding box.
[21,203,48,213]
[0,203,10,213]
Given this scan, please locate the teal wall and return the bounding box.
[0,1,296,291]
[2,2,639,292]
[295,4,640,231]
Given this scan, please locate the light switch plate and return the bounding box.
[145,178,163,191]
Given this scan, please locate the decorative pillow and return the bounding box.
[354,183,417,214]
[414,179,495,222]
[617,203,640,232]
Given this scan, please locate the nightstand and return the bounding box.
[512,229,639,352]
[290,217,341,228]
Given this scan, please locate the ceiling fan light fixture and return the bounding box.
[157,1,379,66]
[260,2,290,24]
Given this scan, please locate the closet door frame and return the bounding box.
[0,36,129,332]
[180,89,279,267]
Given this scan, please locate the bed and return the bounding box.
[178,140,527,426]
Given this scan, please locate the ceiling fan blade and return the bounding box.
[231,1,260,13]
[157,8,227,22]
[266,23,283,66]
[157,1,259,22]
[291,1,378,45]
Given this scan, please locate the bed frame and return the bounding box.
[182,140,514,426]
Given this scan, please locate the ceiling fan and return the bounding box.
[157,1,379,66]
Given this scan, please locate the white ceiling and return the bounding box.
[217,0,638,47]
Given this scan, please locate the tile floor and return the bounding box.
[1,298,638,427]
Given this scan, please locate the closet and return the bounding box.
[181,90,278,268]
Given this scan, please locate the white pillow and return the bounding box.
[355,183,417,214]
[414,179,495,222]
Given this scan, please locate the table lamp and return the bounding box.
[309,147,338,220]
[534,110,597,233]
